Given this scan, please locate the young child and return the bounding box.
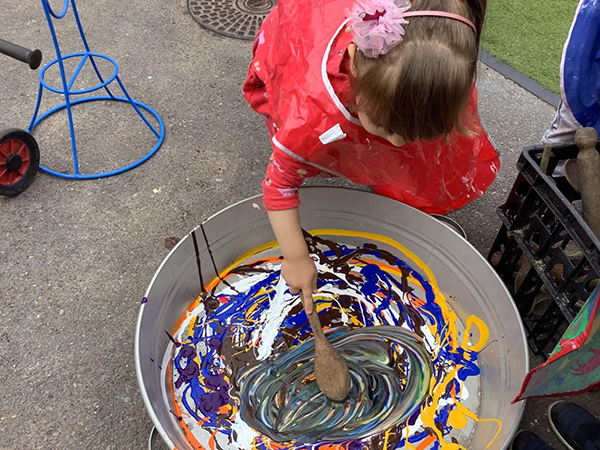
[243,0,499,313]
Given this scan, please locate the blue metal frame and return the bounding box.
[29,0,165,179]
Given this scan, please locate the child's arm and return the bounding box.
[268,208,317,314]
[262,151,321,314]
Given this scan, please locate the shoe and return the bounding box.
[510,430,554,449]
[548,401,600,450]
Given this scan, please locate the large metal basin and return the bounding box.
[136,187,529,450]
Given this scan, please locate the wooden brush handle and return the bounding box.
[307,310,326,343]
[307,309,352,401]
[576,128,600,237]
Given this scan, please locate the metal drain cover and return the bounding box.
[188,0,276,41]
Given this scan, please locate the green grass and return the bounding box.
[481,0,580,94]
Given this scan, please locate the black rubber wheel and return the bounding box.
[0,127,40,196]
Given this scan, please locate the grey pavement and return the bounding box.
[0,0,598,449]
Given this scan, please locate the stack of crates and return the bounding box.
[488,140,600,357]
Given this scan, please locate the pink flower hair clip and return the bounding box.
[347,0,411,58]
[347,0,477,58]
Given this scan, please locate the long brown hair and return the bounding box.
[351,0,487,141]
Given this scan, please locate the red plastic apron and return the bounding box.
[243,0,499,214]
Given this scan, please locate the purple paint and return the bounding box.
[170,409,183,421]
[198,393,220,415]
[175,360,200,389]
[180,345,195,358]
[166,330,182,348]
[141,297,148,304]
[205,374,228,392]
[198,391,229,416]
[208,337,222,349]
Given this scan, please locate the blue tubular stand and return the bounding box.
[29,0,165,179]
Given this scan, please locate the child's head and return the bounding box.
[349,0,486,143]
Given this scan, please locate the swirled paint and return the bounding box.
[167,230,501,449]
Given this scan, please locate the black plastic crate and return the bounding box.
[488,140,600,357]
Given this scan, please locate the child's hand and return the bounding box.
[281,255,318,314]
[266,208,317,313]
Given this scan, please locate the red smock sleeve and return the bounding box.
[262,148,320,211]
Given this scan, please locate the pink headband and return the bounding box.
[347,0,477,58]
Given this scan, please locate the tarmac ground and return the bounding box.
[1,0,597,448]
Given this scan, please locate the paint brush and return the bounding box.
[306,309,352,402]
[575,127,600,237]
[563,128,600,238]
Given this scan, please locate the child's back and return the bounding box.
[243,0,498,310]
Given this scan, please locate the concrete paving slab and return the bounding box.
[1,1,597,449]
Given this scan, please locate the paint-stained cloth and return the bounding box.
[515,285,600,401]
